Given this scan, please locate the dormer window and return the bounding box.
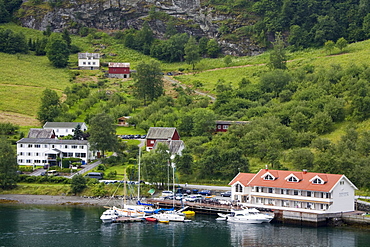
[265,174,274,180]
[288,176,298,182]
[312,178,323,184]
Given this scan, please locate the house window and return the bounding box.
[307,191,312,197]
[312,178,322,184]
[34,160,41,163]
[83,62,86,65]
[217,125,221,129]
[52,145,55,148]
[44,145,48,148]
[268,188,273,193]
[150,140,155,144]
[35,144,40,148]
[64,145,68,149]
[340,181,344,185]
[223,125,228,129]
[28,144,33,148]
[18,159,23,163]
[68,152,73,157]
[27,152,32,156]
[26,159,32,163]
[56,129,59,132]
[92,62,96,65]
[20,144,23,147]
[81,153,86,158]
[35,153,39,156]
[288,176,298,182]
[255,187,259,192]
[264,174,274,180]
[75,153,81,157]
[19,152,23,156]
[88,62,91,65]
[71,145,77,149]
[235,184,243,192]
[79,146,84,149]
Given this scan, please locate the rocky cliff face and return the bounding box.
[17,0,263,56]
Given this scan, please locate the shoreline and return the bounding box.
[0,194,130,207]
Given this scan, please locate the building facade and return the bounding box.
[146,127,180,151]
[78,52,100,70]
[43,122,87,138]
[108,62,130,78]
[17,138,96,167]
[229,169,357,214]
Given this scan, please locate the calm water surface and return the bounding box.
[0,204,369,247]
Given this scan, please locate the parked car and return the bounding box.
[185,195,203,202]
[140,135,147,139]
[198,190,212,196]
[220,191,232,197]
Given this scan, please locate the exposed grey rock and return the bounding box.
[17,0,264,56]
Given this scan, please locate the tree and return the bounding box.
[224,55,232,66]
[73,124,84,140]
[0,138,18,189]
[336,37,348,52]
[324,40,335,54]
[88,113,118,157]
[191,108,216,136]
[46,33,69,68]
[268,32,287,70]
[206,39,220,58]
[37,88,61,125]
[62,28,71,49]
[133,60,164,105]
[70,174,87,194]
[0,1,10,23]
[184,36,200,70]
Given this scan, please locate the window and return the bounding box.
[307,191,312,197]
[71,145,77,149]
[34,160,41,163]
[68,152,73,157]
[52,145,55,148]
[264,174,274,180]
[312,178,322,184]
[56,129,59,132]
[88,62,91,65]
[81,153,86,158]
[20,144,23,147]
[64,145,68,149]
[19,152,23,156]
[27,152,32,156]
[255,187,259,192]
[26,160,31,163]
[75,153,81,157]
[18,159,23,163]
[294,190,298,195]
[268,188,273,193]
[150,140,155,144]
[35,153,39,156]
[28,144,33,148]
[35,144,41,148]
[79,146,84,149]
[235,184,243,192]
[340,180,344,185]
[223,125,228,129]
[83,62,86,65]
[217,125,221,129]
[288,176,298,182]
[44,145,48,148]
[92,62,96,65]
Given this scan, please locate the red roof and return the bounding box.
[232,169,353,192]
[229,173,256,186]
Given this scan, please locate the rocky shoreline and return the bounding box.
[0,194,128,207]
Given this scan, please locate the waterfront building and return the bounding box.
[229,169,357,214]
[16,138,97,167]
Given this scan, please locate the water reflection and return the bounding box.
[1,205,369,247]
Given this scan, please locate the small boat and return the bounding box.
[100,208,119,223]
[158,220,169,224]
[217,207,274,224]
[182,210,195,216]
[145,217,157,222]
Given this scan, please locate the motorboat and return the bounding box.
[100,208,119,223]
[217,207,274,224]
[145,217,158,222]
[153,210,186,222]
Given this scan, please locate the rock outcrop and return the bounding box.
[17,0,264,56]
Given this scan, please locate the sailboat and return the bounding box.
[152,165,189,222]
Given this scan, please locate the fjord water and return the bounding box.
[1,205,369,247]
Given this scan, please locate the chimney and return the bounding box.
[265,164,268,171]
[303,169,307,174]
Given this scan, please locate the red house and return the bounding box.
[146,127,180,151]
[215,120,250,132]
[108,62,130,78]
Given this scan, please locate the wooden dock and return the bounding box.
[112,217,143,223]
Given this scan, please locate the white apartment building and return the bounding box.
[78,52,100,70]
[17,138,96,167]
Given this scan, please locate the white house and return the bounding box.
[229,169,358,214]
[78,52,100,70]
[153,140,185,160]
[16,138,97,167]
[43,122,87,138]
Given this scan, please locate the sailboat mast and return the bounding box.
[137,148,141,200]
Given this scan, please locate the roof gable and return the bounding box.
[27,129,55,138]
[153,140,185,154]
[229,173,256,187]
[147,127,178,139]
[246,169,348,192]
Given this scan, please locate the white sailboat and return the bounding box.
[217,207,274,224]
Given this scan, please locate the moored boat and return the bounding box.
[100,208,119,223]
[217,207,274,224]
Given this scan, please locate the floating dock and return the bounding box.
[112,217,143,223]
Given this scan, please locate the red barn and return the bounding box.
[146,127,180,151]
[108,62,130,78]
[215,120,250,132]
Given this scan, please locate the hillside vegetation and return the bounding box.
[2,21,370,191]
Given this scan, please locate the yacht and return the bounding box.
[217,207,274,224]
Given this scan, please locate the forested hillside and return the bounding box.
[1,1,370,192]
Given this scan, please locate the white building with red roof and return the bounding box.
[229,169,357,215]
